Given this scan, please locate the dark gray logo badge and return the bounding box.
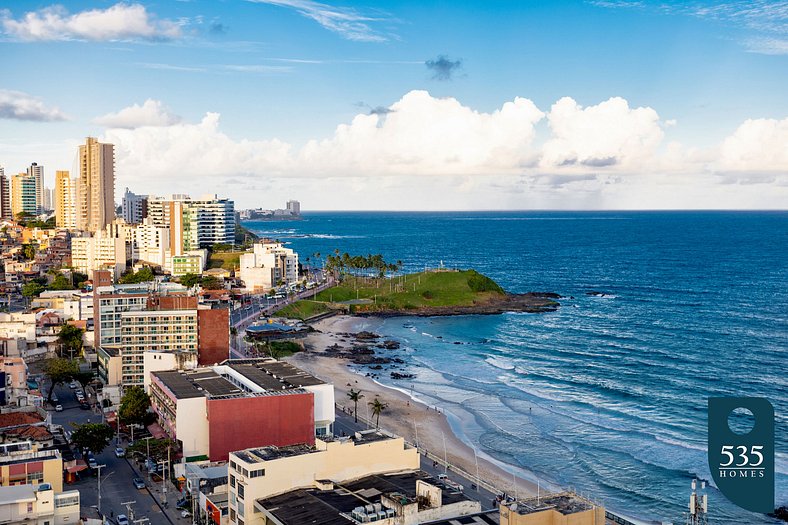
[708,397,774,513]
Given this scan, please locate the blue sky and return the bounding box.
[0,0,786,209]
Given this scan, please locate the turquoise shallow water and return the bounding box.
[244,211,788,524]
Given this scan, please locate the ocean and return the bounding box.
[243,211,788,524]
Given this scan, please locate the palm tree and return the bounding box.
[369,398,389,429]
[347,389,364,423]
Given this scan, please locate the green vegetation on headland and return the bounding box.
[276,300,332,320]
[280,269,559,318]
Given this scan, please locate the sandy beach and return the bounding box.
[286,314,539,499]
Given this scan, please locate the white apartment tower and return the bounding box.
[26,162,44,213]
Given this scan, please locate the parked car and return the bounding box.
[54,405,63,412]
[115,447,125,458]
[116,514,129,525]
[88,458,98,469]
[79,403,90,410]
[132,477,145,489]
[69,381,77,389]
[180,510,191,518]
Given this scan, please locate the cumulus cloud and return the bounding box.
[104,112,292,185]
[541,97,664,170]
[97,90,788,208]
[0,89,67,122]
[1,3,182,42]
[248,0,387,42]
[717,117,788,172]
[425,55,463,81]
[93,99,182,129]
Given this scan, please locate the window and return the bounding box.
[249,468,265,478]
[230,475,235,488]
[237,483,244,500]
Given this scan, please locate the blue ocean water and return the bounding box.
[244,211,788,524]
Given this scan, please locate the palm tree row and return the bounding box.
[346,389,388,429]
[325,251,403,280]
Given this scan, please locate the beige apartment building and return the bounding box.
[70,234,127,278]
[77,137,115,233]
[498,492,605,525]
[54,170,77,229]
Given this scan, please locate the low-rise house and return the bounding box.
[0,484,80,525]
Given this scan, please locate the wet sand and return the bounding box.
[286,315,539,498]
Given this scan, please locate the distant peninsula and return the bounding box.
[278,269,559,320]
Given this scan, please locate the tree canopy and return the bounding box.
[57,324,84,358]
[21,282,45,298]
[48,273,75,290]
[119,386,151,426]
[43,358,79,403]
[179,273,201,287]
[71,423,114,456]
[118,266,155,284]
[126,438,176,462]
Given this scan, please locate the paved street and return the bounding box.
[48,383,185,525]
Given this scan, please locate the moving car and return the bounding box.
[116,514,129,525]
[115,447,125,458]
[54,404,63,412]
[132,477,146,489]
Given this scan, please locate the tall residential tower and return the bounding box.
[77,137,115,233]
[55,170,77,229]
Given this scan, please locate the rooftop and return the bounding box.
[234,430,395,464]
[257,471,472,525]
[423,510,500,525]
[508,492,596,516]
[0,412,45,429]
[152,358,322,400]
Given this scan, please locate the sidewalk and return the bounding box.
[124,457,190,525]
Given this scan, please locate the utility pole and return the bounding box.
[96,464,107,516]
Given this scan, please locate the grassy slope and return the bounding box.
[276,300,331,320]
[280,270,504,317]
[208,252,243,270]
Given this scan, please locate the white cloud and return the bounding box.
[93,99,182,129]
[97,90,788,209]
[299,90,545,176]
[1,3,182,42]
[103,112,292,192]
[717,117,788,172]
[248,0,387,42]
[0,89,67,122]
[540,97,664,170]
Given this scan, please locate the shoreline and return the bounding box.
[286,314,542,499]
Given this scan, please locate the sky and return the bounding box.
[0,0,787,210]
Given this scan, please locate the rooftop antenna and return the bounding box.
[685,478,708,525]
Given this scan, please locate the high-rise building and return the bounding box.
[239,240,299,292]
[121,188,148,224]
[43,187,53,211]
[70,233,127,278]
[0,168,11,220]
[55,171,77,229]
[26,163,44,213]
[286,199,301,215]
[77,137,115,233]
[10,172,38,218]
[148,194,235,252]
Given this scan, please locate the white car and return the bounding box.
[69,381,77,389]
[54,405,63,412]
[116,514,129,525]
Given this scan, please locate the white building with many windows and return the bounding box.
[239,241,299,292]
[70,233,127,278]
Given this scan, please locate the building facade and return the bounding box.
[148,194,235,252]
[77,137,115,233]
[149,359,333,461]
[70,234,127,278]
[122,188,148,224]
[0,169,11,220]
[239,241,299,292]
[54,171,76,229]
[26,163,44,214]
[10,173,38,218]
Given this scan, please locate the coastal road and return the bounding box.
[331,410,503,511]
